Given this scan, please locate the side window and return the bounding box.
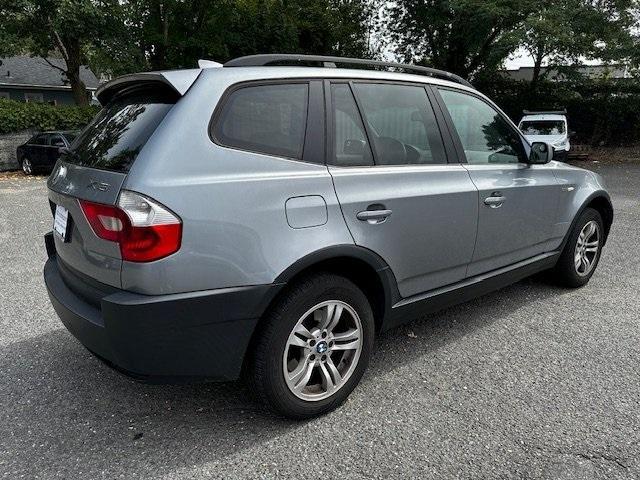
[214,83,309,159]
[353,83,447,165]
[438,89,527,164]
[330,83,373,167]
[24,92,44,103]
[50,135,65,147]
[33,134,48,145]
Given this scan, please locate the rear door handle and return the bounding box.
[356,209,392,224]
[484,193,506,208]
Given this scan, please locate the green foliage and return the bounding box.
[93,0,374,75]
[519,0,639,84]
[385,0,537,77]
[383,0,639,80]
[0,98,98,134]
[475,76,640,146]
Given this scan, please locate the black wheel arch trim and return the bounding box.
[561,191,613,251]
[273,244,401,314]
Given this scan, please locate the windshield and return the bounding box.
[61,89,176,172]
[519,120,566,136]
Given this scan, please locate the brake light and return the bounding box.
[79,191,182,262]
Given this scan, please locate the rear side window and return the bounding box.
[63,89,176,172]
[213,83,309,159]
[353,83,447,165]
[330,83,374,167]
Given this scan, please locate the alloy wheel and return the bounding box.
[574,220,600,276]
[283,300,363,401]
[22,158,32,175]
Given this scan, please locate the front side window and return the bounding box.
[439,89,527,164]
[330,83,373,167]
[214,83,309,159]
[353,83,446,165]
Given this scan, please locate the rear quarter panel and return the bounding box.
[122,69,354,295]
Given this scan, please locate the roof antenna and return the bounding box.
[198,59,223,69]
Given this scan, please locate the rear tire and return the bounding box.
[249,273,374,419]
[552,207,604,288]
[21,157,34,176]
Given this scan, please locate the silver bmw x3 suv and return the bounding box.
[44,54,613,418]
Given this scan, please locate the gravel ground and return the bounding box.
[0,163,638,479]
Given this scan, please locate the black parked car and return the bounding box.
[16,131,78,175]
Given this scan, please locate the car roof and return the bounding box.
[97,60,478,104]
[200,65,477,93]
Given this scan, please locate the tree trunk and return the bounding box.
[67,68,89,106]
[530,45,545,90]
[64,42,89,106]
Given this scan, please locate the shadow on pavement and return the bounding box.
[0,273,572,476]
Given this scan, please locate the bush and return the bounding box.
[0,98,99,134]
[474,76,640,147]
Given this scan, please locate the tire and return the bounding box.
[553,207,604,288]
[248,273,374,419]
[21,157,34,176]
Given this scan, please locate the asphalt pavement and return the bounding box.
[0,163,638,479]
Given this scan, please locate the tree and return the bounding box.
[384,0,537,79]
[0,0,125,105]
[520,0,640,87]
[98,0,375,74]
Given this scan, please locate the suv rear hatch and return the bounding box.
[47,75,193,289]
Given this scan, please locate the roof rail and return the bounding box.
[223,54,473,89]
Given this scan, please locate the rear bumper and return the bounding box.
[44,234,282,382]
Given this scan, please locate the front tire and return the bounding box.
[553,207,604,287]
[249,273,374,419]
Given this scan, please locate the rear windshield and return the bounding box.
[62,89,176,172]
[519,120,566,135]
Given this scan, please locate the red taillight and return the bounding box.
[79,191,182,262]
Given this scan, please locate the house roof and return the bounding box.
[502,64,631,82]
[0,56,99,90]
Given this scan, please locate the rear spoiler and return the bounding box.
[95,70,202,105]
[522,109,567,115]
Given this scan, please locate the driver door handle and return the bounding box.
[484,192,506,208]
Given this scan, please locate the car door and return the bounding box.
[32,134,49,165]
[48,134,66,166]
[327,81,478,298]
[434,87,561,277]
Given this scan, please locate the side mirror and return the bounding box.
[529,142,553,164]
[344,139,365,155]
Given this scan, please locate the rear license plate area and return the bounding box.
[54,204,71,241]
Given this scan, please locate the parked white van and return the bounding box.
[519,110,570,160]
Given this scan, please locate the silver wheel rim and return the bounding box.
[283,300,363,402]
[22,158,32,174]
[574,220,600,276]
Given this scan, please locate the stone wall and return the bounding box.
[0,130,35,171]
